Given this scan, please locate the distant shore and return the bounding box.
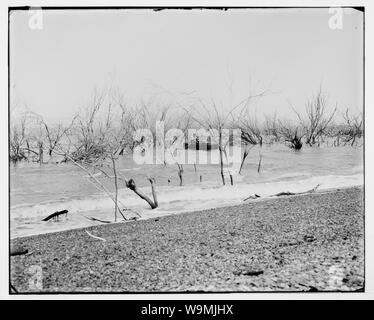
[10,186,364,293]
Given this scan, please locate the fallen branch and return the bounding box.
[85,230,106,242]
[243,194,261,201]
[271,184,320,197]
[272,191,296,197]
[84,216,111,224]
[10,244,28,256]
[42,210,68,221]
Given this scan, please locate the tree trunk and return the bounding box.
[238,149,249,175]
[26,140,30,158]
[38,142,43,165]
[111,157,119,222]
[126,179,158,209]
[257,154,263,173]
[218,131,225,185]
[177,164,184,186]
[148,178,158,208]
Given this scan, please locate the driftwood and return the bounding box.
[10,245,28,256]
[84,216,111,224]
[42,209,68,221]
[271,184,320,197]
[243,194,261,201]
[233,269,264,276]
[85,230,106,242]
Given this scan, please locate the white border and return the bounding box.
[1,0,372,300]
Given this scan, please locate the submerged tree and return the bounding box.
[236,110,263,174]
[184,87,269,185]
[9,113,29,163]
[278,120,304,150]
[264,112,280,143]
[293,87,337,146]
[340,108,363,146]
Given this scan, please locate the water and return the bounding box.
[10,144,363,238]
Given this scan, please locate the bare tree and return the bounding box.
[184,98,230,185]
[293,88,337,146]
[236,110,263,174]
[340,108,363,146]
[264,112,280,143]
[9,113,29,162]
[54,87,159,221]
[165,112,192,186]
[40,120,71,158]
[184,89,268,185]
[278,119,304,150]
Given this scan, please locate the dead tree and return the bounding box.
[340,109,363,146]
[177,163,184,186]
[184,88,269,185]
[278,120,304,150]
[40,119,71,157]
[264,112,280,143]
[163,110,191,186]
[54,87,157,221]
[126,178,158,209]
[237,110,263,174]
[293,87,337,146]
[9,114,29,162]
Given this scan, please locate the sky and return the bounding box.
[9,8,364,124]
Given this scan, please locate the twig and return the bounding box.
[85,230,106,242]
[25,251,35,257]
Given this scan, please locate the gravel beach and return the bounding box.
[10,186,364,293]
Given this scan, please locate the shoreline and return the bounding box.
[10,186,364,292]
[11,184,363,240]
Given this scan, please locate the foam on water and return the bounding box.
[10,172,363,238]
